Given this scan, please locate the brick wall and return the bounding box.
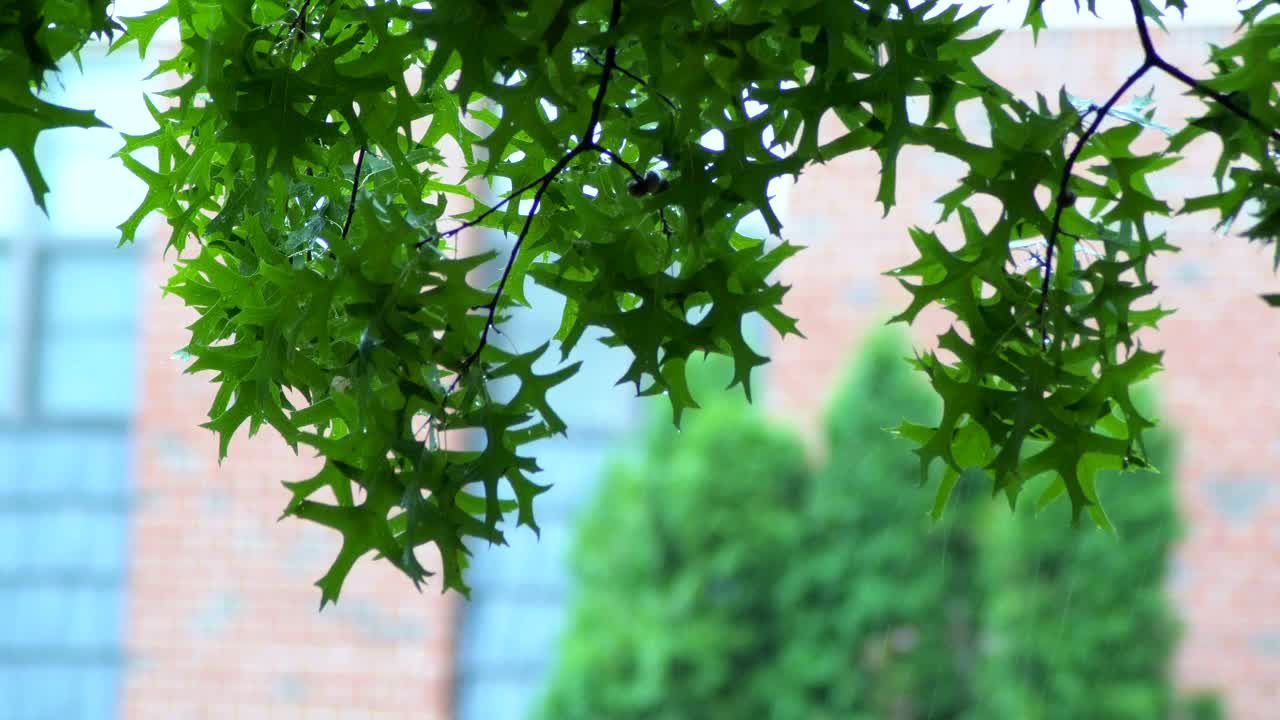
[121,237,458,718]
[768,25,1280,720]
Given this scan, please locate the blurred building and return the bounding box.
[1,10,1277,720]
[0,49,148,720]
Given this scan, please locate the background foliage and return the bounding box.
[5,0,1280,600]
[538,330,1219,720]
[536,397,810,720]
[971,415,1219,720]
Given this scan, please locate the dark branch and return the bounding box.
[443,0,625,395]
[1038,61,1152,347]
[1153,58,1280,143]
[1128,0,1280,144]
[288,0,312,38]
[431,2,627,247]
[455,170,559,376]
[429,141,641,246]
[1040,1,1280,349]
[585,7,621,140]
[432,173,551,244]
[340,146,367,245]
[593,145,644,182]
[584,52,678,112]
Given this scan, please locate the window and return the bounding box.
[0,47,151,720]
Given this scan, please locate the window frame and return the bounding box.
[0,237,140,430]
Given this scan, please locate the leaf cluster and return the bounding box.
[3,0,1278,601]
[1,0,119,207]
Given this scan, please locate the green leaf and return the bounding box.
[0,90,107,209]
[25,0,1256,604]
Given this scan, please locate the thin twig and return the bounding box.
[428,173,552,245]
[454,172,558,376]
[594,145,644,181]
[585,51,679,112]
[288,0,312,37]
[1038,61,1152,347]
[1128,0,1280,144]
[1155,58,1279,142]
[427,22,637,248]
[1040,2,1280,348]
[340,146,367,245]
[427,140,642,247]
[444,0,625,395]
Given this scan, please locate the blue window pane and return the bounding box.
[64,587,124,652]
[36,335,138,417]
[0,158,35,240]
[0,430,130,497]
[0,667,79,720]
[77,667,119,720]
[42,510,125,576]
[35,133,153,242]
[0,430,130,720]
[82,522,128,577]
[10,585,69,650]
[0,39,141,720]
[0,254,14,414]
[0,512,22,576]
[79,435,132,497]
[0,514,40,577]
[23,53,157,241]
[41,253,140,328]
[37,254,140,418]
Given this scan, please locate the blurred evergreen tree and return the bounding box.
[972,413,1221,720]
[769,329,982,720]
[536,330,1217,720]
[534,358,811,720]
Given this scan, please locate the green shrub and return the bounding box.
[536,395,810,720]
[973,419,1220,720]
[769,330,982,720]
[537,330,1217,720]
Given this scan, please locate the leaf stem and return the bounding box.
[594,145,644,182]
[1128,0,1280,144]
[339,146,367,246]
[1039,61,1151,346]
[444,0,625,395]
[584,51,678,112]
[1040,1,1280,348]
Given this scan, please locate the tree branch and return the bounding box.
[1153,57,1280,143]
[1040,1,1280,348]
[584,51,678,112]
[594,145,644,182]
[1038,61,1152,346]
[431,173,553,244]
[428,140,642,247]
[1128,0,1280,144]
[283,0,312,40]
[429,3,628,248]
[340,146,367,246]
[443,0,625,394]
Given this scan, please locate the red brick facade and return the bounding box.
[122,243,458,717]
